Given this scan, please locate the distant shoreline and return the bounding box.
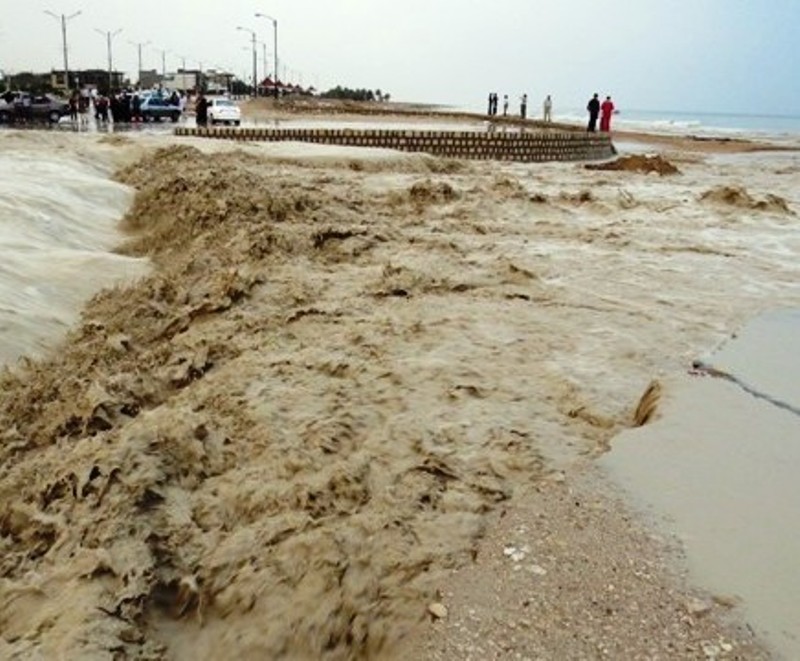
[239,97,800,154]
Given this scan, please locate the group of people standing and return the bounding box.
[484,90,617,132]
[487,92,553,122]
[586,93,615,132]
[66,88,184,125]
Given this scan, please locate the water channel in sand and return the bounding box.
[0,140,149,365]
[602,309,800,659]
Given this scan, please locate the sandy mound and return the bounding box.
[586,154,680,176]
[0,145,547,659]
[558,189,594,204]
[700,185,794,214]
[407,179,459,205]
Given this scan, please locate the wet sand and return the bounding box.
[0,105,799,658]
[602,311,800,658]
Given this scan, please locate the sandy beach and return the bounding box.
[0,103,798,659]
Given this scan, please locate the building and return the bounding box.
[51,69,126,93]
[138,69,162,91]
[205,69,234,95]
[258,76,310,97]
[162,70,202,93]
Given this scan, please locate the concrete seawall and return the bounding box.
[174,127,615,163]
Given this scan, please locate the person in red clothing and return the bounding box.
[600,95,615,132]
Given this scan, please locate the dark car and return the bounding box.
[139,96,181,123]
[0,93,70,124]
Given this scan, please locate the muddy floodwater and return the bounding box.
[603,309,800,659]
[0,125,798,658]
[0,138,148,363]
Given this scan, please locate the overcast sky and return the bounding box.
[1,0,797,115]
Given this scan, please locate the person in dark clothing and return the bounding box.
[488,92,499,116]
[586,93,600,132]
[120,92,132,123]
[131,94,142,122]
[69,92,79,123]
[195,92,209,127]
[95,95,109,124]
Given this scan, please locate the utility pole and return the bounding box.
[129,40,150,86]
[96,28,122,93]
[153,47,167,79]
[255,12,278,98]
[261,42,268,87]
[236,27,257,97]
[45,9,82,91]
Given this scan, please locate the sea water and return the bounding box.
[609,108,800,137]
[0,133,149,365]
[459,100,800,139]
[549,107,800,138]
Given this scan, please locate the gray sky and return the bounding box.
[1,0,798,114]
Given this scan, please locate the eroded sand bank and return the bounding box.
[0,119,799,658]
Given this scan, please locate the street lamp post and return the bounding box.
[255,12,278,98]
[236,27,257,98]
[246,42,269,94]
[129,40,151,86]
[260,42,268,88]
[44,9,82,91]
[96,28,122,93]
[153,47,167,79]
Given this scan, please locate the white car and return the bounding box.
[207,97,241,126]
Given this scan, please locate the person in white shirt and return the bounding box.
[543,95,553,122]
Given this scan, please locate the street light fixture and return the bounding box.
[95,28,122,93]
[236,26,257,98]
[129,40,151,86]
[255,12,278,98]
[44,9,82,90]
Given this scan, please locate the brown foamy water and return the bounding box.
[0,128,799,658]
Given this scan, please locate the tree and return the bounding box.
[320,85,389,102]
[230,78,250,96]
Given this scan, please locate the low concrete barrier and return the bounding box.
[174,126,615,163]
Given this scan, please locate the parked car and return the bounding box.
[139,96,181,123]
[0,93,69,124]
[0,91,22,120]
[207,97,241,126]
